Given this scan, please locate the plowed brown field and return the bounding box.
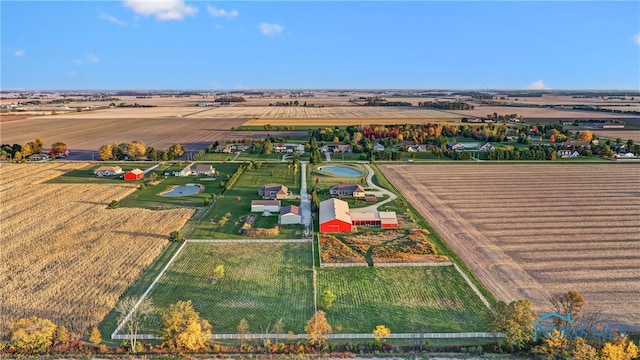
[380,163,640,327]
[0,163,194,337]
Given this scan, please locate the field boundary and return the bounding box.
[186,238,311,243]
[112,238,309,339]
[111,240,189,339]
[452,263,492,309]
[112,332,505,341]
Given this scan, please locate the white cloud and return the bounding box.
[99,10,127,26]
[526,80,551,90]
[258,22,284,37]
[207,5,238,19]
[72,54,100,65]
[123,0,197,21]
[13,50,24,56]
[634,33,640,46]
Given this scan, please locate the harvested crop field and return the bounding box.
[592,130,640,143]
[0,113,304,158]
[380,163,640,328]
[0,163,194,337]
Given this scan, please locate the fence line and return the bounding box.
[111,332,505,341]
[374,262,453,267]
[111,240,189,339]
[186,239,311,243]
[320,262,369,268]
[452,263,492,309]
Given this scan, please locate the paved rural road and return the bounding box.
[349,163,397,213]
[299,161,312,231]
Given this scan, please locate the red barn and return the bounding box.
[124,168,144,181]
[379,211,399,229]
[319,198,352,233]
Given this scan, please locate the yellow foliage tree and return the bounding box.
[600,335,639,360]
[89,326,102,345]
[373,325,391,342]
[533,329,569,360]
[98,143,113,161]
[579,130,594,143]
[11,316,57,354]
[571,338,599,360]
[304,310,332,347]
[159,300,211,351]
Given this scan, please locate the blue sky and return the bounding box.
[2,1,639,90]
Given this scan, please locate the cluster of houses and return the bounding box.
[251,183,301,225]
[214,143,305,154]
[320,144,352,153]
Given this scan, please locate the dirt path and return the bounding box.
[379,165,550,308]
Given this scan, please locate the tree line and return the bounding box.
[98,141,185,161]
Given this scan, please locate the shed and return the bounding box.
[279,205,302,225]
[251,200,281,213]
[124,168,144,181]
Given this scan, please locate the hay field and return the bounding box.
[380,163,640,327]
[0,163,194,337]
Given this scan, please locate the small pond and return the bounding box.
[319,166,363,177]
[161,184,203,197]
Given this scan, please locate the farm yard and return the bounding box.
[380,163,640,328]
[146,242,314,334]
[318,266,489,333]
[0,163,194,337]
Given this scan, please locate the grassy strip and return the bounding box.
[368,163,497,305]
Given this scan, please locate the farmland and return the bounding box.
[317,266,488,333]
[147,242,314,333]
[0,163,194,337]
[380,163,640,328]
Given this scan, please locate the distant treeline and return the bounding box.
[418,101,474,110]
[364,101,412,106]
[214,96,246,103]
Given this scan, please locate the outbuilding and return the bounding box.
[251,200,281,213]
[279,205,302,225]
[319,198,352,233]
[124,168,144,181]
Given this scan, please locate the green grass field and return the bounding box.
[189,163,304,239]
[148,242,314,333]
[318,266,489,333]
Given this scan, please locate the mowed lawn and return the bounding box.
[318,266,489,333]
[148,242,314,334]
[190,163,303,239]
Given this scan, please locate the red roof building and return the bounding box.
[124,168,144,181]
[319,198,352,233]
